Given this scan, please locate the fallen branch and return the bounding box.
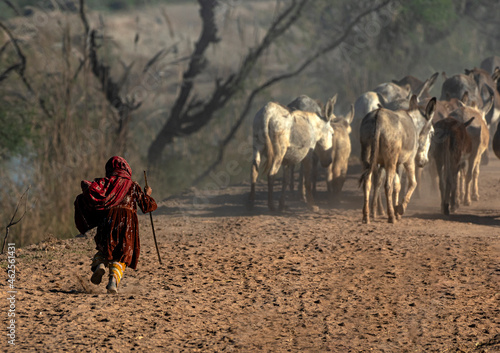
[2,186,31,254]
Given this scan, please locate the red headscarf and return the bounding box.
[82,156,134,210]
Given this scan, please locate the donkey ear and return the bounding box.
[425,97,437,121]
[416,72,439,100]
[428,72,439,90]
[345,104,355,124]
[492,67,500,82]
[330,94,338,107]
[324,95,337,121]
[482,85,495,115]
[409,94,419,111]
[461,91,469,105]
[464,117,475,127]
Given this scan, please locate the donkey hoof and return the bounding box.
[395,204,405,216]
[388,216,396,224]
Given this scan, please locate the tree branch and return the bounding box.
[148,0,312,165]
[180,0,311,133]
[2,186,31,254]
[0,21,52,117]
[191,0,392,186]
[79,0,143,150]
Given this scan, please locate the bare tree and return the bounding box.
[147,0,313,166]
[79,0,142,153]
[190,0,392,186]
[147,0,395,169]
[0,21,51,117]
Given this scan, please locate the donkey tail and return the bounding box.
[261,104,275,175]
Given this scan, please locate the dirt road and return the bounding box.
[2,158,500,352]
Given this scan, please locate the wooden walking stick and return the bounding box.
[144,171,162,265]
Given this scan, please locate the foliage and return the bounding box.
[400,0,458,44]
[0,0,194,19]
[0,106,32,160]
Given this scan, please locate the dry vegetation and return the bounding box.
[0,0,499,246]
[0,2,499,351]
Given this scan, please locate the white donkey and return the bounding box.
[248,96,336,212]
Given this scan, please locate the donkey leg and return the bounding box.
[471,156,481,201]
[362,170,373,224]
[397,162,417,216]
[385,166,396,223]
[303,155,319,212]
[329,164,345,206]
[279,166,289,211]
[393,172,401,220]
[299,165,306,202]
[449,167,459,214]
[371,167,386,218]
[370,168,379,219]
[443,169,452,216]
[267,173,276,212]
[248,151,261,210]
[463,156,474,206]
[457,168,465,207]
[435,159,446,214]
[311,153,319,198]
[414,166,423,199]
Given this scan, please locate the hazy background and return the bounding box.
[1,0,499,246]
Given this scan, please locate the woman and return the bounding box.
[74,156,157,294]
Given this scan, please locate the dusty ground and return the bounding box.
[2,158,500,352]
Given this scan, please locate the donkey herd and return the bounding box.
[248,55,500,224]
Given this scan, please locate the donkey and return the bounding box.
[286,94,325,199]
[309,104,355,204]
[449,97,493,206]
[359,96,436,224]
[373,82,411,103]
[432,117,475,215]
[248,96,336,212]
[464,68,500,127]
[392,72,439,101]
[352,73,438,157]
[327,104,354,203]
[441,73,482,108]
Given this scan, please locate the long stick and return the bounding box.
[144,171,162,264]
